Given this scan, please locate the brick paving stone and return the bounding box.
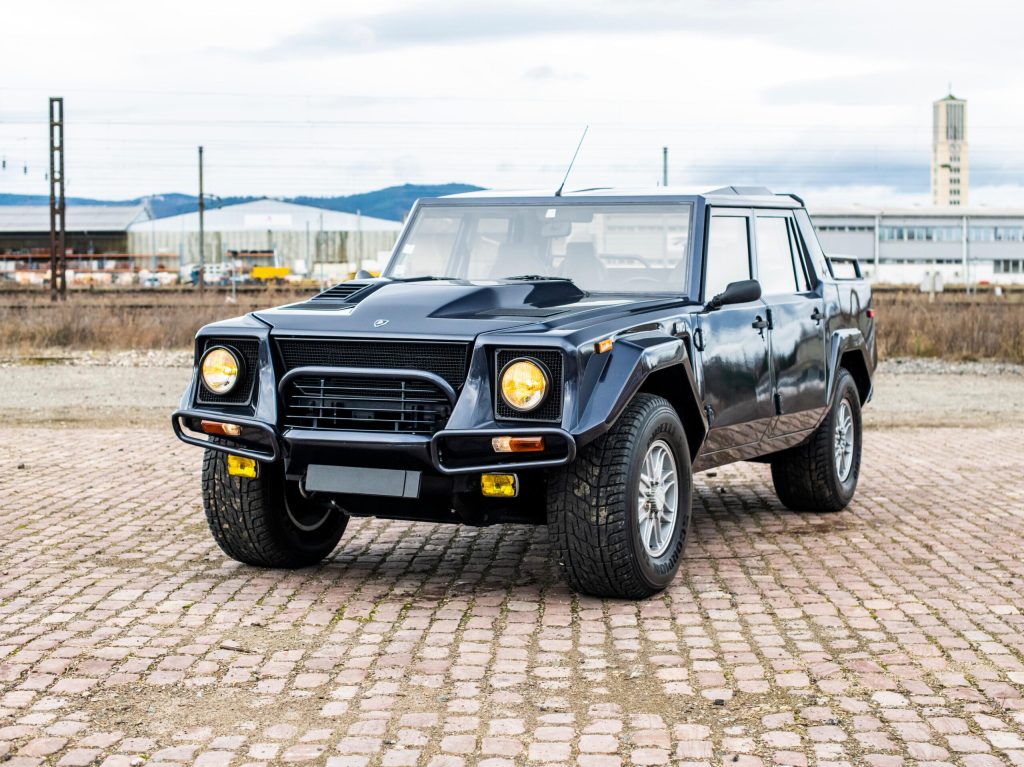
[0,426,1022,766]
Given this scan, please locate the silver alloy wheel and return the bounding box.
[834,398,855,482]
[637,439,679,557]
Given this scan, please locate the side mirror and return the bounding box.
[705,279,761,311]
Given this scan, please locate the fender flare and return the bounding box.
[571,332,708,457]
[828,329,873,404]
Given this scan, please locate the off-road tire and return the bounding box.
[770,368,862,512]
[202,449,347,567]
[547,393,692,599]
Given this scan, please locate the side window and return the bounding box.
[754,216,799,295]
[703,215,751,300]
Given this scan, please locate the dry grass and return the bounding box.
[874,291,1024,363]
[1,288,1022,364]
[0,290,310,354]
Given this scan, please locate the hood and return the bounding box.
[253,279,647,340]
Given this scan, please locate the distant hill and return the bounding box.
[291,184,482,222]
[0,183,484,222]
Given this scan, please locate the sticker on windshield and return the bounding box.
[545,208,557,219]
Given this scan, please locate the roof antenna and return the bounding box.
[555,125,588,197]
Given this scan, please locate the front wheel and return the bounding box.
[770,368,863,512]
[547,393,693,599]
[202,450,347,567]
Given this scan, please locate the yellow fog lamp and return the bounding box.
[481,473,518,498]
[227,455,258,478]
[499,357,549,412]
[200,346,241,395]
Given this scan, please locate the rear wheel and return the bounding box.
[202,450,347,567]
[547,393,693,599]
[770,368,862,512]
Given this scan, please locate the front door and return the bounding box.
[752,211,828,436]
[696,210,774,456]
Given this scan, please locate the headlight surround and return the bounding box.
[499,357,550,412]
[200,346,242,395]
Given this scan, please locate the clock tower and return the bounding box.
[932,94,968,206]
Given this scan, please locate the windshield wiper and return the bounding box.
[389,275,462,282]
[501,275,573,282]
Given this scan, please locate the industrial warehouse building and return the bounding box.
[811,206,1024,285]
[125,199,403,280]
[0,204,152,285]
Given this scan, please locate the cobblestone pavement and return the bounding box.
[1,426,1023,767]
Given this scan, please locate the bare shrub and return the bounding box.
[874,291,1024,363]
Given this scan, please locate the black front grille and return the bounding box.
[276,338,470,389]
[495,348,564,422]
[282,375,452,434]
[197,338,259,406]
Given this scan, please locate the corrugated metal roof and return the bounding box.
[129,199,403,233]
[0,204,151,233]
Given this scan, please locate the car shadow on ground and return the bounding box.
[301,481,859,603]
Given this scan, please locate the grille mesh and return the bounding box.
[283,375,451,434]
[495,349,563,422]
[276,338,470,389]
[196,338,259,406]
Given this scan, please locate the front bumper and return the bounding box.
[172,409,576,475]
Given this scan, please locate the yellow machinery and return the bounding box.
[251,265,291,282]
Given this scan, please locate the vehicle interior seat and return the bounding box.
[490,241,550,279]
[560,241,606,290]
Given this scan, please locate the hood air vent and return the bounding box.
[312,281,374,301]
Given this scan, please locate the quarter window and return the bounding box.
[704,216,751,300]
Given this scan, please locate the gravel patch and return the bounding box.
[0,348,193,368]
[879,356,1024,376]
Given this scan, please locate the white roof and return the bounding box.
[130,199,403,233]
[0,204,150,233]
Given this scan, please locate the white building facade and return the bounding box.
[812,207,1024,285]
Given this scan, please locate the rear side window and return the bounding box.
[703,216,751,300]
[755,216,799,294]
[794,209,832,282]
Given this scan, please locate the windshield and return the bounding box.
[387,202,692,294]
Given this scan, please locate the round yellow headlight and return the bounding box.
[201,347,241,395]
[500,358,549,412]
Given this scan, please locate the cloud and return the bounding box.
[522,66,585,82]
[261,1,721,59]
[763,71,938,107]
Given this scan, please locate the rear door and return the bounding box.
[752,210,828,435]
[696,209,775,454]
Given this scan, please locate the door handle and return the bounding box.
[751,316,768,331]
[810,307,824,324]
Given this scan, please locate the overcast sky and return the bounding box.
[2,0,1024,207]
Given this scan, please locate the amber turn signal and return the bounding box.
[595,337,614,354]
[201,420,242,437]
[480,473,518,498]
[227,455,258,478]
[491,436,545,453]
